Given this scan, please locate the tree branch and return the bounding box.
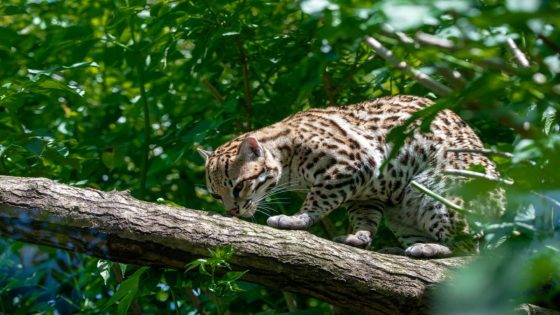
[0,175,469,314]
[365,36,453,97]
[506,37,530,68]
[202,79,225,103]
[409,180,468,214]
[235,37,253,129]
[445,148,513,159]
[415,32,455,50]
[444,169,514,185]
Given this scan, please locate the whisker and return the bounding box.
[263,186,308,198]
[255,205,278,215]
[259,196,291,202]
[255,208,273,216]
[269,185,308,192]
[268,181,308,191]
[259,201,288,207]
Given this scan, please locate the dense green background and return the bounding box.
[1,0,559,314]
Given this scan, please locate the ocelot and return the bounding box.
[199,95,504,258]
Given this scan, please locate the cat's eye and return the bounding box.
[232,182,244,198]
[211,193,222,200]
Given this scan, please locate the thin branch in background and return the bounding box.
[252,67,274,99]
[235,37,253,129]
[476,57,517,75]
[436,67,467,89]
[506,37,530,68]
[202,79,224,103]
[415,32,455,50]
[138,66,151,200]
[128,15,151,200]
[394,31,415,45]
[169,288,181,315]
[495,110,544,139]
[322,69,336,106]
[444,169,514,185]
[531,191,560,208]
[185,287,205,315]
[382,24,415,45]
[386,28,521,85]
[364,36,453,97]
[445,148,513,159]
[282,291,298,312]
[536,34,560,55]
[409,180,468,213]
[383,27,467,90]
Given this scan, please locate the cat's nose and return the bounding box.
[228,207,240,216]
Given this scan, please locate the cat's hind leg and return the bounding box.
[334,200,383,249]
[387,181,455,258]
[386,222,453,258]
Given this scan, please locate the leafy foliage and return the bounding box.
[0,0,559,314]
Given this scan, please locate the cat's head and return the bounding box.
[198,136,281,217]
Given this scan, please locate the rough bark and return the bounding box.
[0,175,468,314]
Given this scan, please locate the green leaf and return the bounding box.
[97,260,112,285]
[28,61,99,76]
[512,139,541,163]
[0,27,19,45]
[1,4,26,15]
[104,267,149,315]
[155,290,169,302]
[119,263,128,277]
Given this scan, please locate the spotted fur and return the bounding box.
[199,95,505,258]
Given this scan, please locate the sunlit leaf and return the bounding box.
[97,260,112,286]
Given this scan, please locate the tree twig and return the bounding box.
[415,32,455,50]
[282,291,298,312]
[506,38,530,68]
[235,37,253,129]
[382,24,414,46]
[536,34,560,55]
[202,79,224,103]
[531,191,560,208]
[409,180,467,213]
[445,148,513,159]
[364,36,453,96]
[322,69,336,106]
[129,15,151,200]
[443,169,514,185]
[185,287,205,315]
[436,67,467,89]
[383,27,466,90]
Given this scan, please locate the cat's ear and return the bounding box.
[197,148,213,162]
[238,137,263,160]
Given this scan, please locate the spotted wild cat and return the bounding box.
[198,95,504,258]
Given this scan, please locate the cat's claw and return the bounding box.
[404,243,452,258]
[334,231,371,249]
[267,214,312,230]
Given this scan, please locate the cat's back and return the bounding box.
[284,95,433,130]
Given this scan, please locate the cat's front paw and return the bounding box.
[404,243,452,258]
[267,214,312,230]
[334,231,371,249]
